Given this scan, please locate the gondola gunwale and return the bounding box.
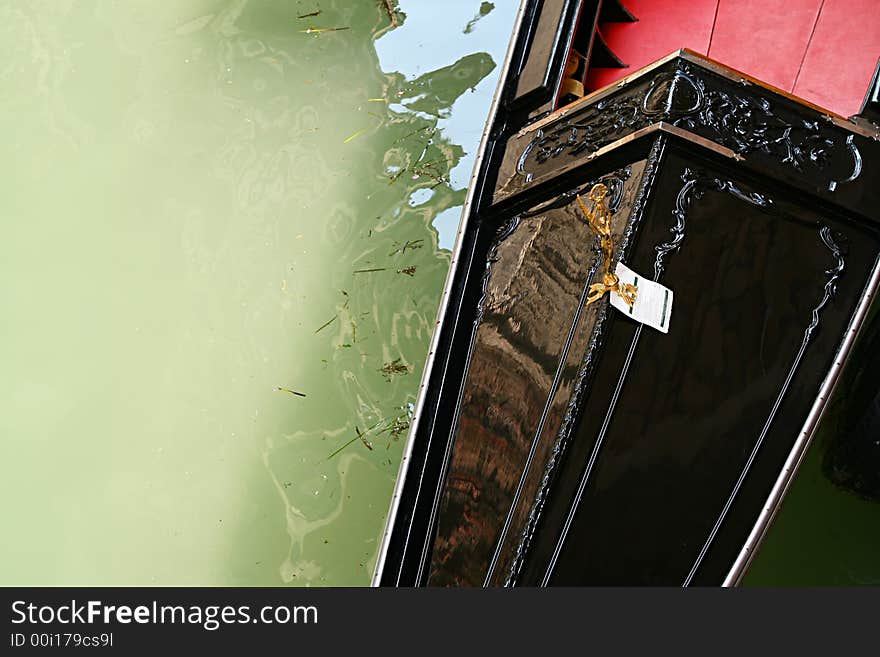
[370,0,534,587]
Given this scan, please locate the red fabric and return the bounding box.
[586,0,718,91]
[793,0,880,116]
[582,0,880,117]
[707,0,824,93]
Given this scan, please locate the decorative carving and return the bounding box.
[472,215,521,329]
[517,96,648,182]
[673,65,861,191]
[656,169,772,278]
[515,60,862,193]
[642,68,706,118]
[577,186,639,307]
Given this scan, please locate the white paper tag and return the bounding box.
[608,262,673,333]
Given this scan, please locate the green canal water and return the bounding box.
[1,0,877,587]
[0,0,516,586]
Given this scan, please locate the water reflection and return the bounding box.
[0,0,517,585]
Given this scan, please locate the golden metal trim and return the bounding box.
[577,185,637,308]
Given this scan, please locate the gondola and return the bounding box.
[374,0,880,586]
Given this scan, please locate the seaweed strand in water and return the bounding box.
[276,387,306,398]
[389,239,424,256]
[314,314,338,333]
[326,405,413,459]
[299,26,350,35]
[374,404,414,441]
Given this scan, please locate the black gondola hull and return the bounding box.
[374,4,880,587]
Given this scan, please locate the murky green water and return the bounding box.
[0,0,516,585]
[744,302,880,586]
[744,437,880,586]
[3,0,877,588]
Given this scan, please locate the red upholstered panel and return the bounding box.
[793,0,880,116]
[583,0,880,117]
[586,0,718,91]
[707,0,824,93]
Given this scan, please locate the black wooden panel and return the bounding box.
[427,163,646,586]
[517,148,880,585]
[510,0,582,113]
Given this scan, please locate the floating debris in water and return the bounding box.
[356,426,374,451]
[299,26,350,35]
[379,358,409,382]
[325,405,412,459]
[343,127,369,143]
[392,126,435,146]
[326,438,355,460]
[276,387,307,398]
[375,404,414,440]
[389,239,423,256]
[386,134,449,188]
[297,10,322,19]
[353,267,387,274]
[314,314,338,333]
[397,266,417,277]
[326,424,373,460]
[412,160,448,187]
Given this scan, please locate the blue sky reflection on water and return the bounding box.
[377,1,517,249]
